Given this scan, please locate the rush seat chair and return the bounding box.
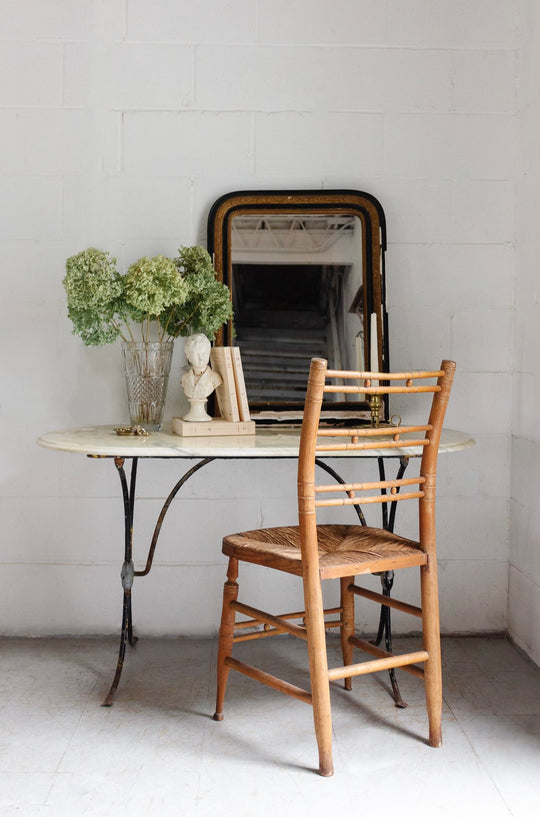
[213,358,455,776]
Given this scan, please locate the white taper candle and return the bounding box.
[370,312,378,373]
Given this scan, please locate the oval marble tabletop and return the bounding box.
[37,425,475,459]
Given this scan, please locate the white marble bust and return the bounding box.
[181,333,222,421]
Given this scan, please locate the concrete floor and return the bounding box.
[0,634,539,816]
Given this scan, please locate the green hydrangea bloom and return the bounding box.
[63,248,125,346]
[176,245,215,276]
[123,256,188,318]
[63,245,232,346]
[164,246,233,339]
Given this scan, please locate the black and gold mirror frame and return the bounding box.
[207,190,388,423]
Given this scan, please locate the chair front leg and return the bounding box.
[213,557,239,721]
[304,574,334,776]
[340,576,355,691]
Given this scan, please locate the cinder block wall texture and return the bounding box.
[0,1,529,651]
[512,0,540,666]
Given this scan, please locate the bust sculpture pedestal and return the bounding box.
[182,397,212,423]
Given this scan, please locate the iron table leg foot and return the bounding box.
[102,588,132,707]
[370,571,407,708]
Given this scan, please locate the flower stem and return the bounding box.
[175,300,201,336]
[123,321,136,343]
[112,320,130,343]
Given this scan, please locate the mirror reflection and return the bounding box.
[231,213,365,405]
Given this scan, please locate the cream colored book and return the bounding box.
[172,417,255,436]
[230,346,251,422]
[209,346,240,422]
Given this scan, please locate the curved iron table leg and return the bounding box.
[370,455,410,708]
[103,456,215,706]
[103,456,138,706]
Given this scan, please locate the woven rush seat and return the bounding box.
[223,525,426,579]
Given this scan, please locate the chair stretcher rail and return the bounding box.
[348,584,423,618]
[347,636,426,679]
[231,600,308,640]
[327,649,428,681]
[225,657,313,704]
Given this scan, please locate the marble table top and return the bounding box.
[37,424,475,460]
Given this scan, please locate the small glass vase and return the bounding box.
[121,341,174,431]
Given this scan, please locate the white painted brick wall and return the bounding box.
[387,0,518,49]
[0,0,522,641]
[512,0,540,665]
[123,111,254,175]
[0,42,63,106]
[127,0,257,43]
[255,113,384,176]
[259,1,389,45]
[64,43,195,110]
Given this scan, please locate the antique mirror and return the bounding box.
[207,190,388,423]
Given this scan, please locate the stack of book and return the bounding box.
[173,346,256,436]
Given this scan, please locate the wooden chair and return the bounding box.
[213,358,455,776]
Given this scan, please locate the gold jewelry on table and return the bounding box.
[114,426,150,436]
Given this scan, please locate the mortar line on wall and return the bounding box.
[60,173,65,238]
[106,107,516,119]
[60,42,65,107]
[147,42,518,53]
[118,111,124,173]
[190,177,195,239]
[450,49,457,112]
[191,46,197,107]
[251,111,256,173]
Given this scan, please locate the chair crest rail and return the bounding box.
[325,369,445,380]
[324,385,441,394]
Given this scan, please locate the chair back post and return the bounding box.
[298,357,334,776]
[298,358,327,560]
[418,359,456,553]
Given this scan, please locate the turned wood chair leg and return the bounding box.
[213,557,239,722]
[340,576,355,691]
[420,562,443,747]
[304,577,334,776]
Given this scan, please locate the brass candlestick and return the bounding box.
[369,392,382,428]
